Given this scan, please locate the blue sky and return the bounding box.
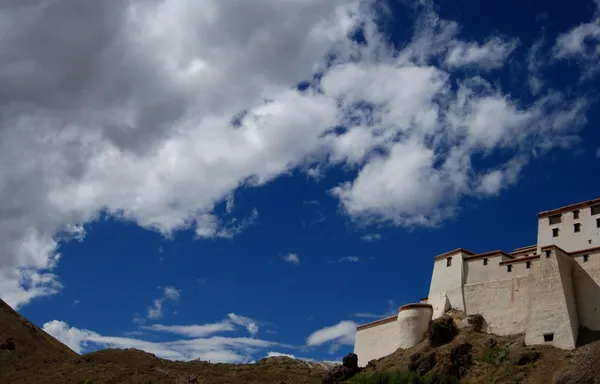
[2,0,600,364]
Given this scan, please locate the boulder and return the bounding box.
[342,353,358,370]
[427,315,459,347]
[322,353,361,384]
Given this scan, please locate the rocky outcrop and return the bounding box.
[427,315,459,347]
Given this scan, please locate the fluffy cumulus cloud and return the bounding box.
[0,0,593,307]
[306,321,358,348]
[44,313,273,362]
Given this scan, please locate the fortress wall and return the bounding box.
[463,274,532,336]
[354,317,401,367]
[428,251,466,317]
[525,247,578,349]
[396,304,433,349]
[555,248,579,342]
[572,248,600,330]
[464,255,531,285]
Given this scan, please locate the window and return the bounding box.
[574,210,580,219]
[545,250,551,258]
[597,218,600,228]
[483,258,488,266]
[549,214,562,225]
[526,261,531,269]
[544,333,554,342]
[574,223,581,233]
[592,204,600,216]
[507,265,512,272]
[583,254,589,262]
[446,257,452,267]
[552,228,559,237]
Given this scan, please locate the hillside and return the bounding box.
[3,298,600,384]
[351,313,600,384]
[0,298,329,384]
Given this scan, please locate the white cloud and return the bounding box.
[143,322,235,338]
[0,0,592,307]
[360,233,381,242]
[338,256,360,263]
[227,313,260,337]
[42,320,97,354]
[145,313,260,338]
[306,320,358,347]
[147,286,181,320]
[445,37,519,70]
[43,319,283,363]
[553,1,600,77]
[284,254,300,265]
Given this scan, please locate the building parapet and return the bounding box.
[356,315,397,331]
[464,250,514,261]
[500,254,540,265]
[513,244,537,252]
[433,248,475,261]
[399,303,433,312]
[537,197,600,218]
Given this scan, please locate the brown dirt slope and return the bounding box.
[0,297,77,368]
[0,298,329,384]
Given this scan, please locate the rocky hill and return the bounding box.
[2,297,600,384]
[342,312,600,384]
[0,298,329,384]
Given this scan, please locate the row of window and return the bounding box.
[548,204,600,225]
[446,253,591,269]
[552,218,600,237]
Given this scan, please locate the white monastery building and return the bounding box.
[354,197,600,366]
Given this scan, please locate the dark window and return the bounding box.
[597,218,600,228]
[574,210,580,219]
[584,254,589,262]
[592,204,600,216]
[507,265,512,272]
[574,223,581,233]
[446,257,452,267]
[549,214,562,225]
[544,333,554,342]
[545,250,551,258]
[552,228,559,237]
[483,258,488,266]
[526,261,531,269]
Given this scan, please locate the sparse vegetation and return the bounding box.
[482,347,509,366]
[349,371,459,384]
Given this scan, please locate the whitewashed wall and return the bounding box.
[396,306,433,349]
[463,273,532,336]
[354,318,401,367]
[572,248,600,330]
[427,250,467,317]
[537,206,600,254]
[525,247,579,349]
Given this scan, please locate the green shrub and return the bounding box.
[482,347,509,366]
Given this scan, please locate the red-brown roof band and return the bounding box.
[500,245,600,265]
[538,197,600,219]
[356,304,433,331]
